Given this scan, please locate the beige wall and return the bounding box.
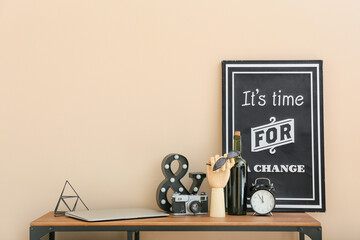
[1,0,359,239]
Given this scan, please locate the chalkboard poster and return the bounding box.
[222,60,325,212]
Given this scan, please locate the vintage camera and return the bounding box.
[171,192,208,215]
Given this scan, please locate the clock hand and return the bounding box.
[259,194,264,203]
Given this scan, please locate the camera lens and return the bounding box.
[189,201,201,214]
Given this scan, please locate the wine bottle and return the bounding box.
[227,131,247,215]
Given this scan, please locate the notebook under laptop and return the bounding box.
[65,208,169,222]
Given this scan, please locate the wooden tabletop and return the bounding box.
[31,212,320,227]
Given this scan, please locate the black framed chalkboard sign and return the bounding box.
[222,60,325,212]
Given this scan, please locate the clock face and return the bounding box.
[250,189,276,215]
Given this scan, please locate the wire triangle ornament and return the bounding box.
[54,180,89,217]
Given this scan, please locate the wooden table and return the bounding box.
[30,212,322,240]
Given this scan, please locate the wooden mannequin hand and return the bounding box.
[206,154,235,188]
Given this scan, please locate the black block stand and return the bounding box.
[30,212,321,240]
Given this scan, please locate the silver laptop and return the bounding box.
[65,208,169,222]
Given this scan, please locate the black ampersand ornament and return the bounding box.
[156,154,206,212]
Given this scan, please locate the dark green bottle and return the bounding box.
[227,131,247,215]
